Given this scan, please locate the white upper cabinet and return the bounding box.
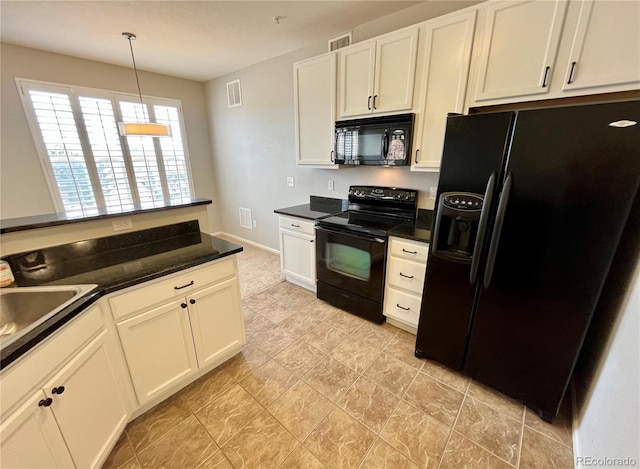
[294,53,337,167]
[338,27,419,117]
[474,0,568,102]
[561,0,640,92]
[412,10,477,171]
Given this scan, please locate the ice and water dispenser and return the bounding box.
[431,192,484,263]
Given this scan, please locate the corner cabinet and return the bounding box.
[338,27,419,118]
[110,258,245,406]
[383,237,429,334]
[278,216,316,292]
[294,53,338,167]
[0,304,129,469]
[411,10,477,171]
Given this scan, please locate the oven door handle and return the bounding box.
[315,226,386,243]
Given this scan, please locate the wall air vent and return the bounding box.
[239,207,253,229]
[328,32,352,52]
[227,79,242,108]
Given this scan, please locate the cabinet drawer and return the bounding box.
[387,257,426,295]
[383,287,420,328]
[110,259,235,321]
[279,216,315,236]
[389,237,429,263]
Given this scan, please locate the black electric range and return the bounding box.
[315,186,418,323]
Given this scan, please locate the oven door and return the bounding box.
[315,225,387,302]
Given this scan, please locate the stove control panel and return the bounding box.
[349,186,417,202]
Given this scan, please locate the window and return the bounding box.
[17,79,193,217]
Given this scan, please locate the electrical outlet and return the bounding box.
[252,220,257,228]
[429,187,438,199]
[286,177,294,187]
[328,180,334,191]
[112,219,133,232]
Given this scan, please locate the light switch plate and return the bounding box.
[286,177,294,187]
[328,180,334,191]
[429,187,437,199]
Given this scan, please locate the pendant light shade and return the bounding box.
[119,32,171,138]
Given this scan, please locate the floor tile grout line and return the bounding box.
[523,421,574,449]
[516,404,527,469]
[436,392,468,469]
[449,393,520,468]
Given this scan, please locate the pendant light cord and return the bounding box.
[124,33,145,110]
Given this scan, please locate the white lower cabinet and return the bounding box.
[0,304,128,469]
[116,299,199,405]
[112,258,245,405]
[278,216,316,292]
[0,391,76,469]
[383,237,430,334]
[0,255,245,469]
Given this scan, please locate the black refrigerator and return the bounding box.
[415,100,640,421]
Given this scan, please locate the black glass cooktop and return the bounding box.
[317,211,411,237]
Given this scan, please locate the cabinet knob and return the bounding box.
[38,398,53,407]
[181,303,188,309]
[189,299,196,305]
[51,386,65,395]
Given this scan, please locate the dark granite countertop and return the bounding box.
[0,197,212,234]
[274,196,347,221]
[0,220,242,369]
[388,208,434,243]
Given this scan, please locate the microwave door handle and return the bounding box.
[382,130,389,158]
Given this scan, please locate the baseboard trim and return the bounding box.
[212,232,280,255]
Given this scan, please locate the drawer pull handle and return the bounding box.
[181,303,188,309]
[51,386,65,395]
[402,249,418,254]
[174,281,194,290]
[38,398,53,407]
[396,304,411,311]
[399,272,414,279]
[291,224,301,228]
[190,299,196,305]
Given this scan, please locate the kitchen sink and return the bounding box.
[0,284,97,349]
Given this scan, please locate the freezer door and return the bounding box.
[415,111,514,369]
[465,100,640,420]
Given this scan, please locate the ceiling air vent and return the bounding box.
[227,79,242,108]
[328,32,352,52]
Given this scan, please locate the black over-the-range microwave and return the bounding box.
[334,113,414,166]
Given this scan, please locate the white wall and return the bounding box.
[573,261,640,468]
[205,1,481,250]
[0,43,221,231]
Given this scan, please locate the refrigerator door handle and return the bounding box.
[470,171,497,285]
[483,172,513,289]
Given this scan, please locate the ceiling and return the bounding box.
[0,1,435,82]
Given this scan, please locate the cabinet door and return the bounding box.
[294,54,337,166]
[562,0,640,91]
[338,41,376,117]
[117,299,198,405]
[412,11,476,171]
[474,0,568,101]
[43,330,128,469]
[373,28,419,113]
[0,391,75,469]
[188,278,244,369]
[280,229,316,287]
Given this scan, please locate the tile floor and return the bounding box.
[103,281,574,469]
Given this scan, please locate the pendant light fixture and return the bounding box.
[118,32,171,137]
